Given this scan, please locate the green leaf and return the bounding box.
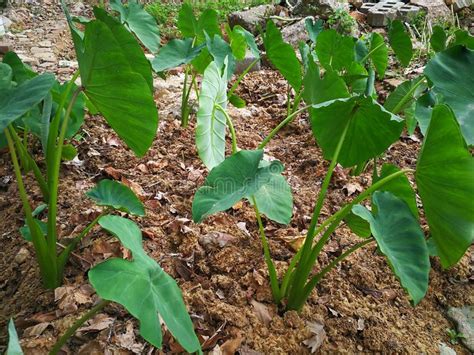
[344,62,368,95]
[74,16,158,157]
[20,218,47,242]
[0,74,55,132]
[151,38,204,72]
[231,25,259,58]
[0,63,12,90]
[302,58,350,105]
[388,20,413,66]
[51,81,85,139]
[451,29,474,49]
[2,51,36,84]
[263,21,302,91]
[384,76,426,115]
[305,17,324,43]
[369,32,388,78]
[177,3,220,43]
[86,179,145,216]
[424,45,474,145]
[345,211,371,238]
[414,91,436,135]
[374,163,418,218]
[315,29,355,72]
[193,150,284,223]
[177,3,197,38]
[247,160,293,225]
[415,105,474,268]
[430,25,446,52]
[89,216,201,353]
[352,191,429,305]
[229,94,246,108]
[227,25,247,60]
[110,0,160,54]
[205,34,235,79]
[309,96,404,167]
[61,144,78,161]
[196,60,227,170]
[7,319,23,355]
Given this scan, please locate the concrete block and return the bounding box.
[397,4,420,20]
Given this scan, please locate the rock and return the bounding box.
[14,247,30,264]
[281,18,309,47]
[228,4,275,34]
[410,0,450,18]
[446,306,474,352]
[38,39,52,47]
[292,0,349,19]
[234,49,261,74]
[58,59,78,68]
[449,0,473,11]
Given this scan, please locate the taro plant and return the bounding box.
[191,24,474,312]
[151,2,260,126]
[1,3,200,353]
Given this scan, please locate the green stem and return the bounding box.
[286,83,291,117]
[49,299,110,355]
[279,246,303,298]
[181,65,191,128]
[46,87,83,286]
[4,127,52,286]
[288,238,375,311]
[228,58,259,98]
[290,90,303,115]
[365,68,375,97]
[215,104,238,154]
[258,105,311,149]
[252,196,281,303]
[8,126,49,201]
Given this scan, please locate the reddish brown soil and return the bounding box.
[0,3,472,354]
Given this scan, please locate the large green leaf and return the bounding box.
[384,76,426,115]
[110,0,160,54]
[430,25,446,52]
[309,96,404,167]
[263,21,302,91]
[302,56,350,105]
[451,29,474,49]
[315,29,355,72]
[0,74,55,131]
[414,90,437,135]
[352,191,429,305]
[193,150,286,223]
[368,32,388,78]
[0,63,12,90]
[228,25,259,59]
[388,20,413,66]
[2,51,36,84]
[424,45,474,145]
[196,60,227,170]
[247,160,293,225]
[89,216,201,353]
[74,17,158,157]
[205,34,235,79]
[151,38,204,72]
[86,179,145,216]
[415,105,474,268]
[7,319,23,355]
[177,3,220,43]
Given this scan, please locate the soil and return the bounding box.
[0,2,473,354]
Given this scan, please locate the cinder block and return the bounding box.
[367,9,397,26]
[360,2,377,14]
[397,4,420,20]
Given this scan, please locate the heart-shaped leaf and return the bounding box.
[0,73,55,131]
[196,60,227,170]
[368,32,388,78]
[89,216,201,353]
[305,17,324,43]
[415,105,474,268]
[72,14,158,157]
[424,45,474,145]
[2,51,36,84]
[388,20,413,66]
[110,0,160,54]
[151,38,204,72]
[264,21,302,91]
[86,179,145,216]
[193,150,290,223]
[353,191,429,305]
[309,96,404,167]
[177,3,220,43]
[430,25,446,52]
[315,29,355,72]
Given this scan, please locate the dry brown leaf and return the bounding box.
[120,177,148,200]
[79,313,115,333]
[106,136,121,147]
[250,299,272,326]
[232,200,243,210]
[343,182,363,196]
[136,163,149,173]
[114,321,144,353]
[280,235,306,251]
[23,322,51,337]
[303,321,326,353]
[104,166,122,180]
[220,336,243,355]
[199,232,236,248]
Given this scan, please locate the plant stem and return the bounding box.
[288,238,375,311]
[4,127,52,286]
[360,41,385,64]
[290,90,303,115]
[181,65,191,128]
[46,87,83,287]
[251,196,281,303]
[365,68,375,97]
[390,77,426,115]
[49,299,110,355]
[215,104,238,154]
[228,58,259,98]
[258,105,312,149]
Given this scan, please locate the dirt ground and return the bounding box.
[0,2,473,354]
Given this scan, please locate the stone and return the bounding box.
[446,306,474,352]
[228,4,275,34]
[451,0,473,11]
[281,18,308,47]
[234,49,261,75]
[410,0,450,19]
[58,59,78,68]
[292,0,350,19]
[14,247,30,264]
[397,3,421,20]
[362,1,420,26]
